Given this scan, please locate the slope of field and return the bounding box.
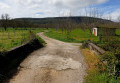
[45,28,99,43]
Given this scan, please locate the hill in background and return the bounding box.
[15,16,113,25]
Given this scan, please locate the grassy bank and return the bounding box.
[0,28,45,51]
[0,28,45,82]
[45,28,99,43]
[81,49,120,83]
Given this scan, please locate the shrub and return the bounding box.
[100,52,119,76]
[101,36,119,42]
[81,41,89,49]
[99,42,120,52]
[28,30,36,40]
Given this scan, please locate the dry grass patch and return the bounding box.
[81,49,106,83]
[81,49,99,71]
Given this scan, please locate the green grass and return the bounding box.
[36,35,46,45]
[85,72,120,83]
[116,29,120,35]
[45,28,99,43]
[0,28,45,51]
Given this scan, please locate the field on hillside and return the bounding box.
[45,28,99,43]
[0,28,45,51]
[45,28,120,43]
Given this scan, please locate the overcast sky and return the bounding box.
[0,0,120,21]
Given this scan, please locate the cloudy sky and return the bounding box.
[0,0,120,21]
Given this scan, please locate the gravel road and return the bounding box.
[9,32,87,83]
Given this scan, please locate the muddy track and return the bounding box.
[9,32,87,83]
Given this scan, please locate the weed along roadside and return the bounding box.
[0,32,45,83]
[81,41,120,83]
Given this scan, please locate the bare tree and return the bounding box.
[1,14,11,39]
[83,7,94,39]
[59,15,75,39]
[118,15,120,23]
[1,14,10,31]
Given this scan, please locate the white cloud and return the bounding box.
[104,9,120,22]
[17,0,43,6]
[0,2,10,9]
[50,0,108,8]
[0,0,109,18]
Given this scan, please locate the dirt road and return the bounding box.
[9,32,87,83]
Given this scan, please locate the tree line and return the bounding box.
[0,14,42,30]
